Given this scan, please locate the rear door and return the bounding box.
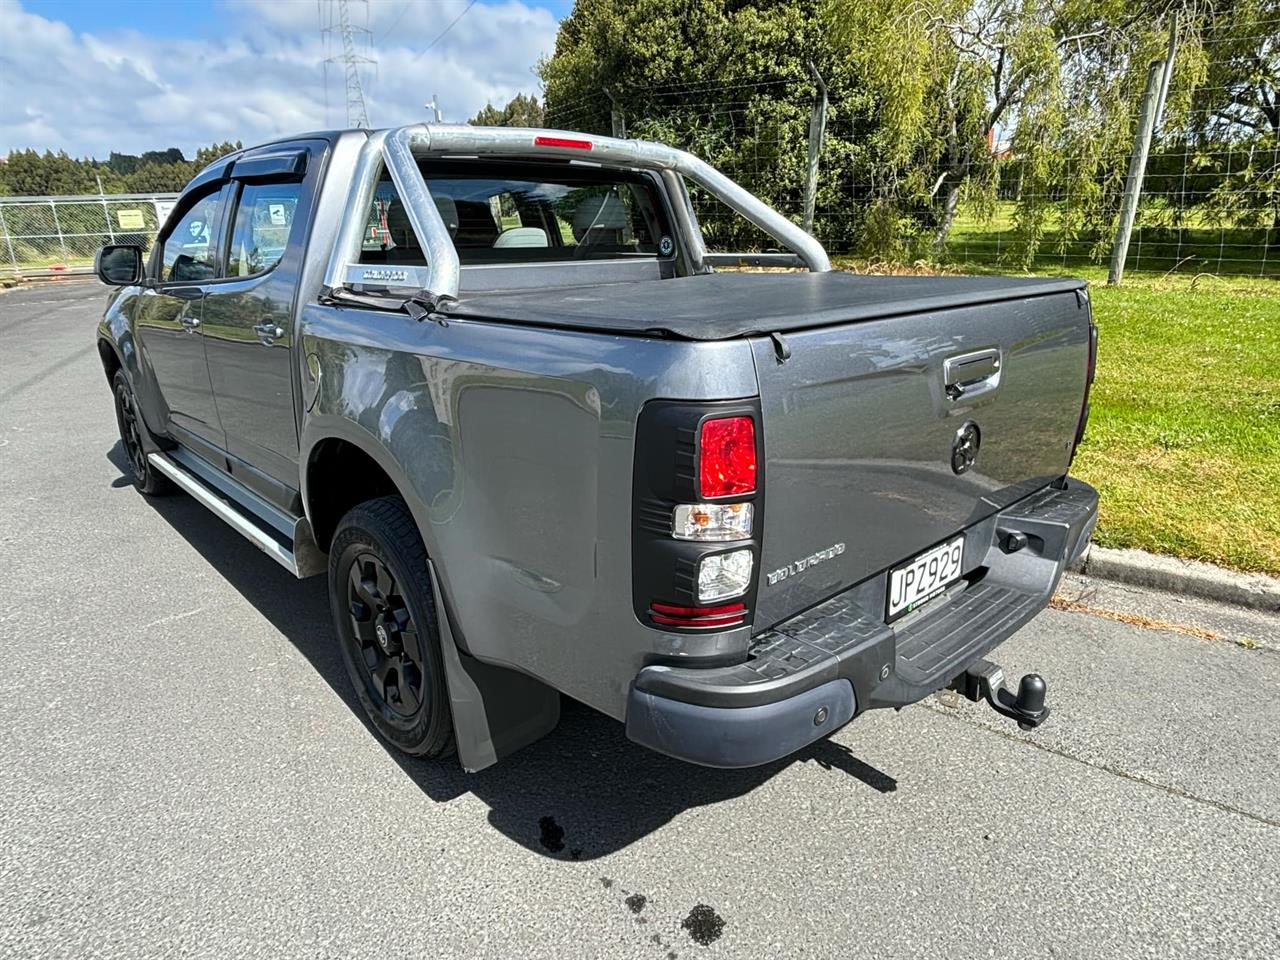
[201,141,325,507]
[134,184,230,451]
[750,292,1089,627]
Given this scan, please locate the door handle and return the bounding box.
[944,348,1001,401]
[180,315,201,332]
[253,321,285,344]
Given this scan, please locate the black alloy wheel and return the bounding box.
[345,552,427,723]
[115,378,147,479]
[111,369,172,495]
[328,496,453,757]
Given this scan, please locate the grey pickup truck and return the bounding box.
[94,124,1098,771]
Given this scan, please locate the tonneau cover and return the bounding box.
[445,270,1086,340]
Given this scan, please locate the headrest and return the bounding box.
[571,193,627,241]
[385,194,459,248]
[493,227,549,248]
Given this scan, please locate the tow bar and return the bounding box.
[955,659,1050,730]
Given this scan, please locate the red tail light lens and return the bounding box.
[533,135,593,150]
[699,416,756,498]
[649,601,746,629]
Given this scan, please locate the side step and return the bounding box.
[147,451,326,578]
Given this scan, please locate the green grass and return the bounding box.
[831,256,1280,575]
[944,200,1279,279]
[1075,272,1280,575]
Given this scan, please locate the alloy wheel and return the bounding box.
[345,552,427,723]
[115,382,147,479]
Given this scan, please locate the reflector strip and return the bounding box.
[533,135,593,151]
[649,601,746,629]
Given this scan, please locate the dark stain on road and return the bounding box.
[538,815,565,853]
[682,904,725,946]
[625,892,648,914]
[600,877,614,889]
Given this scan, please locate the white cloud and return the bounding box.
[0,0,558,158]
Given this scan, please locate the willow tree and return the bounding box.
[1185,0,1280,241]
[823,0,1207,264]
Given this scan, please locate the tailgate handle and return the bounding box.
[944,349,1002,400]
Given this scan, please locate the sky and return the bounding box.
[0,0,573,159]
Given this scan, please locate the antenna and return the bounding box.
[320,0,375,128]
[425,95,443,122]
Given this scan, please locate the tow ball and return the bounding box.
[954,659,1050,730]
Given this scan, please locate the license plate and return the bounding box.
[886,536,965,622]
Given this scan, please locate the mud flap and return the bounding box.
[427,560,561,772]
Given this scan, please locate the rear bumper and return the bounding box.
[625,477,1098,767]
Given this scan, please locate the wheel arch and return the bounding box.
[97,336,123,385]
[303,428,418,554]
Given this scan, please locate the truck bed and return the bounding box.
[446,271,1086,340]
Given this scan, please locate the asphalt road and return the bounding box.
[2,281,1277,960]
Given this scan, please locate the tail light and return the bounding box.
[672,502,753,541]
[1069,320,1098,465]
[699,416,756,498]
[632,402,764,632]
[697,549,754,602]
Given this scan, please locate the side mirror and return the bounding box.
[94,244,143,286]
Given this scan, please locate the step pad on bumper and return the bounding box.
[895,581,1040,685]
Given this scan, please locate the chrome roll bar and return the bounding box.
[324,123,832,301]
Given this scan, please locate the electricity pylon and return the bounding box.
[320,0,375,128]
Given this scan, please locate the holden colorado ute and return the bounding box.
[93,125,1099,771]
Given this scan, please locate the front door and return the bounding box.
[202,141,324,504]
[135,185,229,450]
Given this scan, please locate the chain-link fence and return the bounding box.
[0,193,178,278]
[545,46,1279,279]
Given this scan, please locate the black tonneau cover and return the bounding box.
[445,270,1086,340]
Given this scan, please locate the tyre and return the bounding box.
[328,495,454,757]
[111,369,173,496]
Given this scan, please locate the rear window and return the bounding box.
[358,160,675,266]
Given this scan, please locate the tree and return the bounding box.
[469,93,545,127]
[539,0,890,253]
[0,141,243,196]
[0,149,97,195]
[822,0,1207,257]
[1184,0,1280,241]
[194,141,243,168]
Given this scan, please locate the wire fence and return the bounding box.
[547,67,1280,279]
[0,193,178,278]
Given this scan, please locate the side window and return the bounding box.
[226,182,302,278]
[161,191,222,283]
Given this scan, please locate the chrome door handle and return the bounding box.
[253,322,285,344]
[180,315,201,331]
[944,348,1001,401]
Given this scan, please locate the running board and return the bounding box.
[147,451,326,578]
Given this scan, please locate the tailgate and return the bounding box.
[751,289,1090,628]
